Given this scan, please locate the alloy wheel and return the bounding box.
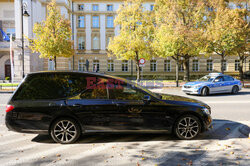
[176,116,200,139]
[51,118,80,144]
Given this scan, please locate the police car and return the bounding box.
[182,73,242,96]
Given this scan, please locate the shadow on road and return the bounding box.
[31,119,248,144]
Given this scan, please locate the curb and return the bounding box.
[239,125,250,137]
[0,91,14,93]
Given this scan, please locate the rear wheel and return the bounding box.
[201,87,209,96]
[231,86,239,94]
[174,115,201,140]
[50,118,81,144]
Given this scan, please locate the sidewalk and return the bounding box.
[136,80,250,88]
[0,80,250,93]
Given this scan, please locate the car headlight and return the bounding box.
[194,85,202,89]
[202,108,211,115]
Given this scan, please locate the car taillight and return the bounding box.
[6,105,14,113]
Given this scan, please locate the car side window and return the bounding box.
[14,73,87,100]
[214,76,223,82]
[109,82,146,100]
[78,77,108,99]
[224,76,234,81]
[80,84,108,99]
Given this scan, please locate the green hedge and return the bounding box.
[0,83,19,87]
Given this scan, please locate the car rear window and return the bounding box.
[13,73,87,100]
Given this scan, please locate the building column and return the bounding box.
[100,14,106,52]
[85,14,91,52]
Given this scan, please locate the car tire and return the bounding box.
[174,115,201,140]
[201,87,209,96]
[231,86,239,94]
[50,117,81,144]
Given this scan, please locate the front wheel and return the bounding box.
[200,87,209,96]
[50,118,81,144]
[174,115,201,140]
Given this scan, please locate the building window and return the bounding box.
[150,60,157,72]
[107,5,113,11]
[68,60,71,70]
[207,60,213,72]
[249,60,250,70]
[192,60,199,72]
[107,16,114,28]
[150,5,154,11]
[92,36,100,50]
[235,60,240,71]
[179,61,184,72]
[106,36,112,47]
[78,37,85,50]
[164,60,171,72]
[222,60,227,71]
[78,16,84,28]
[122,60,128,72]
[78,4,84,11]
[107,60,114,72]
[6,28,15,39]
[93,60,100,72]
[48,59,55,70]
[92,4,99,11]
[78,59,85,71]
[92,16,99,28]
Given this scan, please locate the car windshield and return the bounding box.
[198,75,214,82]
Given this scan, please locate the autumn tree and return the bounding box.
[107,0,154,82]
[231,1,249,81]
[153,0,206,85]
[29,0,73,70]
[204,0,247,74]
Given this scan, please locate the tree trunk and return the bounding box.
[54,56,57,70]
[220,54,225,74]
[135,52,140,82]
[183,57,190,82]
[176,56,179,87]
[239,56,244,82]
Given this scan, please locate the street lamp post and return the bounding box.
[21,0,30,78]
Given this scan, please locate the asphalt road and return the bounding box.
[152,88,250,122]
[0,89,249,166]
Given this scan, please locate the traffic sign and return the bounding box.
[139,58,146,65]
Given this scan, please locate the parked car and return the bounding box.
[6,71,212,143]
[243,71,250,79]
[182,73,242,96]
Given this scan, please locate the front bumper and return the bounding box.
[182,87,200,94]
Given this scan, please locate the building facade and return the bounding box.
[0,0,249,81]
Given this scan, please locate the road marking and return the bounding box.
[1,144,80,166]
[192,124,242,166]
[206,101,250,104]
[0,143,39,158]
[53,135,170,166]
[0,135,35,146]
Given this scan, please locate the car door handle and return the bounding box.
[116,103,126,107]
[73,104,83,107]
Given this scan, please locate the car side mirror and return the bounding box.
[143,95,151,103]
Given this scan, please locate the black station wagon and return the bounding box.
[5,71,212,143]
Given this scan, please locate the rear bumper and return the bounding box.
[5,115,48,134]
